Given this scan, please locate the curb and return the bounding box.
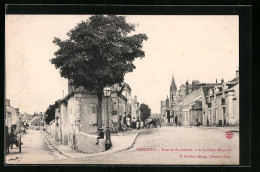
[42,132,72,158]
[43,130,140,159]
[76,130,140,158]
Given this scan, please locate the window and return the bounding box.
[91,106,97,114]
[221,98,225,105]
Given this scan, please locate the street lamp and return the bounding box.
[103,85,112,150]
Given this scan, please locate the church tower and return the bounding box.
[170,75,177,104]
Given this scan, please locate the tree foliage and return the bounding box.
[45,100,60,124]
[140,103,151,122]
[50,15,148,130]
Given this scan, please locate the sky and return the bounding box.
[5,15,239,114]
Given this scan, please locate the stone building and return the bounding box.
[5,99,21,133]
[160,72,237,127]
[55,80,137,153]
[178,87,209,126]
[205,70,239,126]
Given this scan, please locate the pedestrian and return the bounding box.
[126,117,131,129]
[132,117,137,129]
[96,128,104,145]
[195,118,199,126]
[119,116,122,131]
[136,119,140,130]
[175,116,178,127]
[140,121,144,129]
[207,116,209,126]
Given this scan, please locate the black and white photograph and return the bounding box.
[5,10,243,165]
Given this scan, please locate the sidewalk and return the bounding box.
[42,129,140,158]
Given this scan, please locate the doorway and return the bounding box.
[223,107,226,125]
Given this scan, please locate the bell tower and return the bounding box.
[170,75,177,104]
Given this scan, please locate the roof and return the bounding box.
[224,83,239,92]
[182,87,205,106]
[230,77,239,83]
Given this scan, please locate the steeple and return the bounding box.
[170,75,177,91]
[170,75,177,103]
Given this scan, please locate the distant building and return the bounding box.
[160,69,239,127]
[178,87,209,126]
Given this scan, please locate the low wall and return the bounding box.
[78,132,106,154]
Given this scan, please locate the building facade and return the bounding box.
[205,79,239,126]
[5,99,21,133]
[160,69,239,127]
[55,80,138,152]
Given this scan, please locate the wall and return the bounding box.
[77,93,107,135]
[233,84,239,125]
[60,101,69,145]
[190,109,203,125]
[68,96,75,149]
[77,132,106,154]
[5,104,21,133]
[55,108,62,142]
[205,83,239,127]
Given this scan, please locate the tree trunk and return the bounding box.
[97,90,103,135]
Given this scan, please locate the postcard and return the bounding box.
[5,5,248,165]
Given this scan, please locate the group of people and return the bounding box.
[125,114,141,130]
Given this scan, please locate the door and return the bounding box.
[223,107,226,125]
[167,111,170,123]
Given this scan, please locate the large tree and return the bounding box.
[45,100,60,124]
[140,103,151,122]
[50,15,148,131]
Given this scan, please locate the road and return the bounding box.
[45,126,239,165]
[5,129,67,164]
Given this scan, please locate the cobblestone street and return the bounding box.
[44,126,239,165]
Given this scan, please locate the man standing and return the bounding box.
[132,117,137,129]
[175,116,178,127]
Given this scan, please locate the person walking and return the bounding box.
[126,117,130,129]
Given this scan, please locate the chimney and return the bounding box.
[186,80,189,96]
[216,79,218,83]
[236,69,239,78]
[221,78,224,84]
[134,95,137,102]
[5,99,10,106]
